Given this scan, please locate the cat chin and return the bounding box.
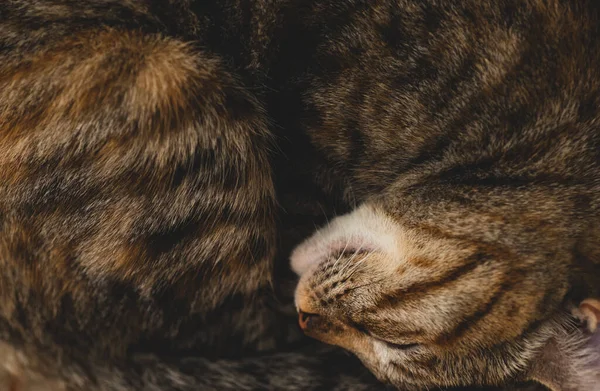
[290,203,400,276]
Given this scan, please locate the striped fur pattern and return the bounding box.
[0,0,392,389]
[0,0,598,390]
[290,0,600,389]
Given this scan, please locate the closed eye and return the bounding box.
[380,341,420,350]
[349,321,420,350]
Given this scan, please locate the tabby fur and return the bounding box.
[0,0,598,390]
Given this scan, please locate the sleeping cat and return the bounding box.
[286,0,600,390]
[0,0,598,390]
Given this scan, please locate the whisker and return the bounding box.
[344,253,372,279]
[339,240,370,275]
[338,246,363,275]
[333,238,351,270]
[317,203,331,227]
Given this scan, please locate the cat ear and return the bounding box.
[527,300,600,391]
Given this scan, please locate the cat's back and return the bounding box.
[272,0,600,200]
[270,0,600,298]
[0,0,286,384]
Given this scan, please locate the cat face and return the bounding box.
[292,203,576,389]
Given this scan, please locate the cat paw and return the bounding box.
[572,298,600,333]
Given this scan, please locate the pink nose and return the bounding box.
[298,310,318,330]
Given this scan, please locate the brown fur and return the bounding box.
[0,0,597,390]
[290,0,600,389]
[0,7,285,386]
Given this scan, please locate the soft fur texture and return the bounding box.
[288,0,600,389]
[0,0,383,389]
[0,0,598,390]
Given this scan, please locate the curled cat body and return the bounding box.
[288,0,600,390]
[0,0,598,391]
